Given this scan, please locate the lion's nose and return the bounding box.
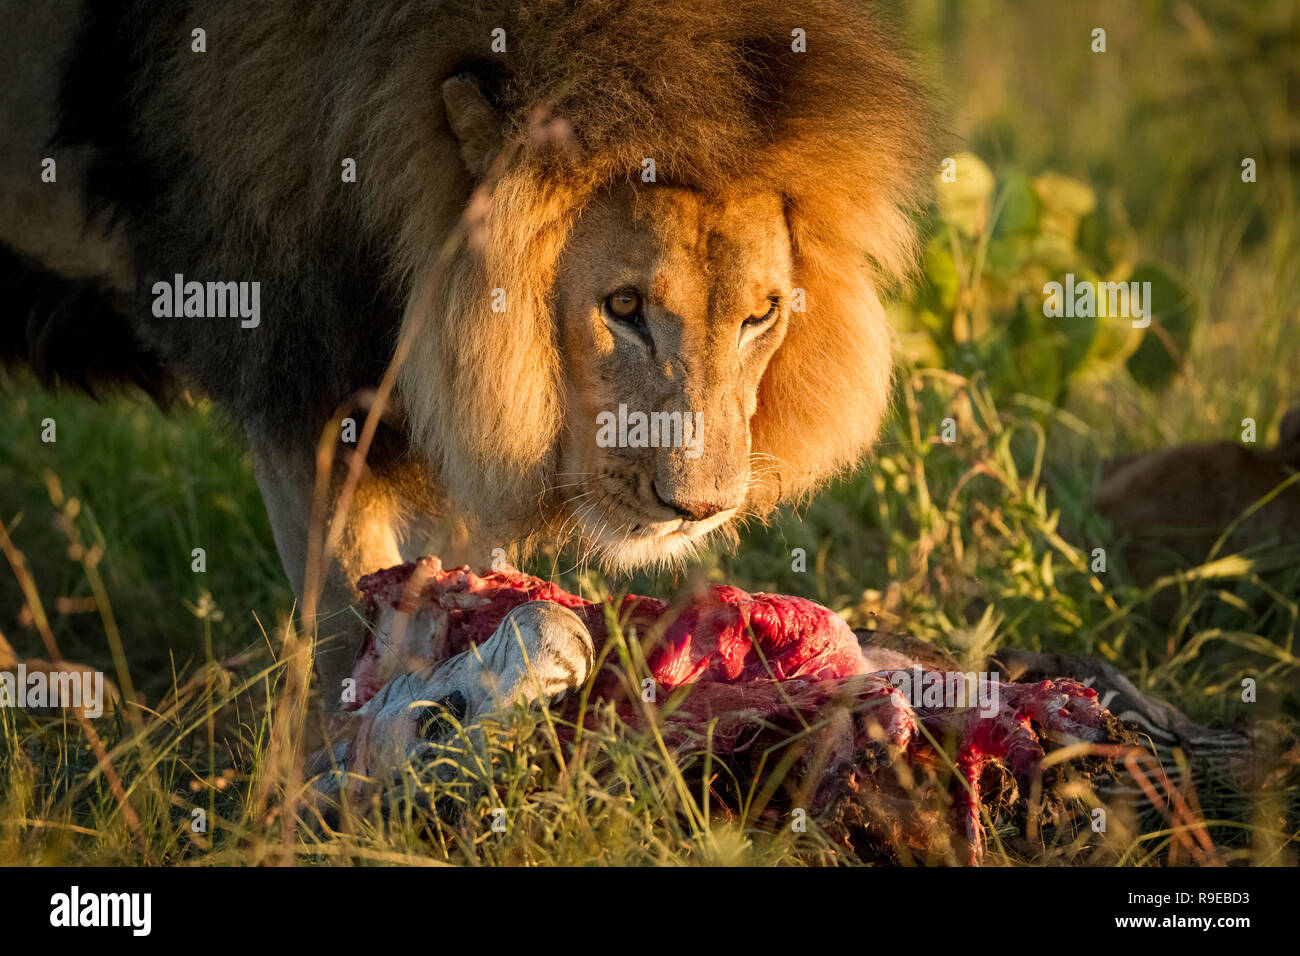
[652,482,731,522]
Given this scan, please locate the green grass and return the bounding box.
[1,0,1297,865]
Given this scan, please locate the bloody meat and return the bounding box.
[347,557,1127,862]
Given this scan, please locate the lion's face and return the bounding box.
[407,46,926,574]
[551,183,793,570]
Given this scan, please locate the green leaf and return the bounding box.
[1058,298,1099,377]
[997,304,1063,403]
[919,232,960,320]
[1078,193,1138,279]
[993,170,1043,239]
[1034,173,1096,246]
[936,152,995,236]
[1125,264,1195,390]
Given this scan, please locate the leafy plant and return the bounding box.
[891,152,1196,405]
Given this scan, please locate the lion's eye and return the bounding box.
[743,297,780,327]
[604,289,644,323]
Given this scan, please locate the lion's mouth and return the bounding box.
[558,474,739,571]
[632,510,737,539]
[589,503,736,544]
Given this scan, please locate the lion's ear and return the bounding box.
[442,74,503,179]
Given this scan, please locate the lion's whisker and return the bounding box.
[553,500,591,554]
[546,482,595,494]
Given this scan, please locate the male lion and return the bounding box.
[1,0,931,710]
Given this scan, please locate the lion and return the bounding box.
[1096,406,1300,587]
[1,0,932,709]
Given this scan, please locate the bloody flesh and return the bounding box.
[351,557,1117,862]
[353,558,866,704]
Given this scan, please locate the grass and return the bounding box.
[1,0,1297,865]
[2,368,1295,866]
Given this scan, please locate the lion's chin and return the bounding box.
[580,510,738,575]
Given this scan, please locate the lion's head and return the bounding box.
[385,0,932,570]
[547,182,794,569]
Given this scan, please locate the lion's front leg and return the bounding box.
[248,431,406,712]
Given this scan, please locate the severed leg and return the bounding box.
[987,647,1250,760]
[313,600,595,796]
